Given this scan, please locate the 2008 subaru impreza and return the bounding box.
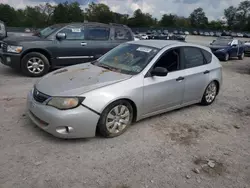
[27,40,222,139]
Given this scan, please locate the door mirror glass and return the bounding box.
[56,32,66,40]
[151,67,168,77]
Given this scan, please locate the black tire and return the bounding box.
[201,81,218,106]
[97,100,134,138]
[238,52,244,60]
[21,52,50,77]
[223,53,229,61]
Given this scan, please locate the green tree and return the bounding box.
[52,2,84,24]
[236,0,250,30]
[159,14,176,27]
[224,6,238,29]
[85,3,113,23]
[127,9,155,27]
[0,4,19,26]
[189,7,208,29]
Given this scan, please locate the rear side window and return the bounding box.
[85,27,110,40]
[201,49,212,64]
[114,27,132,40]
[183,47,205,69]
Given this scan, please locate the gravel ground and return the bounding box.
[0,36,250,188]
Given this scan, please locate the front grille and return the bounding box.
[33,88,50,103]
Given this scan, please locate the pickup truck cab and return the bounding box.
[209,38,245,61]
[0,22,134,77]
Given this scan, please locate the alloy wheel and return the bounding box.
[27,57,45,74]
[106,105,130,134]
[205,82,217,103]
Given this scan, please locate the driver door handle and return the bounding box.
[81,42,87,46]
[176,76,184,81]
[204,70,210,74]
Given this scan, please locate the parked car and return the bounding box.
[169,34,186,41]
[204,32,210,36]
[221,31,230,36]
[209,32,215,36]
[26,40,222,139]
[0,20,7,40]
[199,31,204,35]
[184,31,189,35]
[139,33,149,40]
[209,38,245,61]
[215,32,222,37]
[244,41,250,55]
[0,22,134,77]
[231,32,237,37]
[173,30,178,34]
[243,33,250,38]
[179,31,184,35]
[237,33,243,37]
[192,31,198,35]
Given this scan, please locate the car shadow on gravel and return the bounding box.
[0,66,26,77]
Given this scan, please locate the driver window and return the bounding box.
[154,48,180,72]
[59,26,85,40]
[231,40,238,45]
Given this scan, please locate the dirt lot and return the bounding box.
[0,40,250,188]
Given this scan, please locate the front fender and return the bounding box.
[81,75,144,121]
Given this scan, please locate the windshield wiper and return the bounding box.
[97,64,114,71]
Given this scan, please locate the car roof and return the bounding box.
[127,40,212,52]
[127,40,184,49]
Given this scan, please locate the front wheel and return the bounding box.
[238,52,244,60]
[223,53,229,61]
[97,100,133,138]
[201,81,218,106]
[21,52,50,77]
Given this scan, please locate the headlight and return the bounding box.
[47,97,85,110]
[7,45,23,53]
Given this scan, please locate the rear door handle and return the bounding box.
[176,76,184,81]
[81,42,87,46]
[204,70,210,74]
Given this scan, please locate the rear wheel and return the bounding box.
[238,52,244,60]
[21,52,50,77]
[201,81,218,105]
[223,53,229,61]
[97,100,133,138]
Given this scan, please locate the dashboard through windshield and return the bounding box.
[93,43,159,75]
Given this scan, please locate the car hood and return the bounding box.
[209,45,229,50]
[35,63,132,96]
[3,35,44,43]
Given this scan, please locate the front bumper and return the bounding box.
[0,49,21,69]
[212,51,227,60]
[26,90,100,139]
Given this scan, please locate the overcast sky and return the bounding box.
[0,0,245,21]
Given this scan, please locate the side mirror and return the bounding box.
[151,67,168,77]
[56,33,66,40]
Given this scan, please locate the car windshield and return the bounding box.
[93,43,159,75]
[39,25,62,37]
[212,39,232,46]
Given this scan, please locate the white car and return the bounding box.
[140,34,149,40]
[237,33,243,37]
[184,31,190,35]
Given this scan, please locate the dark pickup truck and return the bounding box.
[0,22,134,77]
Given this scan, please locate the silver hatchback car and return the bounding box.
[27,40,222,139]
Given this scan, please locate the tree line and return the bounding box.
[0,1,250,31]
